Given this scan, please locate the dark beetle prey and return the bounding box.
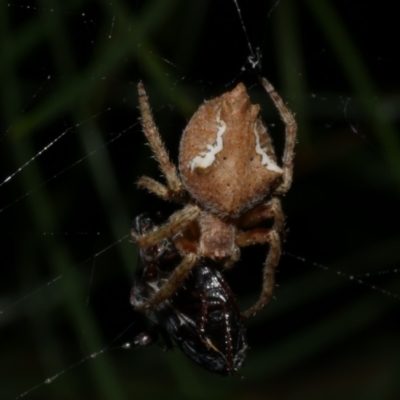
[130,213,247,376]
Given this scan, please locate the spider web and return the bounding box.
[1,1,400,399]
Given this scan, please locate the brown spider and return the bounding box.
[132,77,296,318]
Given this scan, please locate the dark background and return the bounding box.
[1,0,400,399]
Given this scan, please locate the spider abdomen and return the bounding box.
[179,83,283,217]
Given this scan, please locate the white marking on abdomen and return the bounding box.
[254,125,283,173]
[189,108,227,171]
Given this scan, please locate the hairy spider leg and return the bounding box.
[236,198,284,318]
[260,77,297,195]
[137,82,184,199]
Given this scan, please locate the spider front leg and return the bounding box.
[131,204,200,248]
[236,197,284,318]
[135,252,197,312]
[236,227,281,319]
[137,82,185,200]
[132,204,200,311]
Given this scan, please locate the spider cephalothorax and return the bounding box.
[132,78,296,318]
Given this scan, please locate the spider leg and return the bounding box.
[131,204,200,248]
[236,196,284,318]
[138,82,184,194]
[135,252,197,311]
[238,197,284,232]
[260,77,297,195]
[236,227,281,319]
[137,176,170,199]
[137,176,187,204]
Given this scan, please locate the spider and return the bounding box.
[132,77,296,318]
